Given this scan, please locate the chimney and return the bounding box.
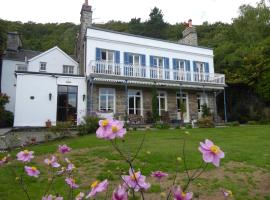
[76,0,93,75]
[6,32,22,51]
[179,19,198,46]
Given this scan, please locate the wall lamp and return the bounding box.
[83,94,86,101]
[49,93,52,101]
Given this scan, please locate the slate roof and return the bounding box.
[2,49,42,62]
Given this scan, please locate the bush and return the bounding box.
[77,116,99,136]
[0,110,14,128]
[202,103,211,118]
[50,121,74,138]
[197,117,215,128]
[185,124,193,129]
[154,121,170,129]
[231,121,240,126]
[247,121,257,125]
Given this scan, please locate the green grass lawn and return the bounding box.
[0,125,270,200]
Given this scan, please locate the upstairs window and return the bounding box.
[39,62,47,72]
[63,65,75,74]
[101,49,114,62]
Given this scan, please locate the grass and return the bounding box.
[0,125,270,199]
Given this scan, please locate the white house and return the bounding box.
[0,1,226,127]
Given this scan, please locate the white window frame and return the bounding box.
[197,93,208,113]
[157,91,167,116]
[128,54,141,66]
[39,62,47,72]
[63,65,75,74]
[99,88,116,112]
[128,90,143,116]
[153,57,164,68]
[101,49,115,63]
[176,92,190,122]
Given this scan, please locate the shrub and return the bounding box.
[202,103,211,118]
[247,120,257,125]
[0,110,14,127]
[50,121,74,138]
[197,117,215,128]
[77,116,99,136]
[231,121,240,126]
[154,121,170,129]
[185,124,193,129]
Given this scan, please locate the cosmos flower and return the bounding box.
[173,187,193,200]
[44,156,60,168]
[198,139,225,167]
[151,171,168,180]
[65,177,79,189]
[75,192,85,200]
[122,168,150,192]
[58,145,71,154]
[17,150,34,162]
[86,179,108,198]
[24,166,40,177]
[112,185,128,200]
[96,119,126,140]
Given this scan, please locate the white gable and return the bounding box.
[27,46,79,74]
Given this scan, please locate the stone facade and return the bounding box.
[88,83,217,122]
[179,26,198,46]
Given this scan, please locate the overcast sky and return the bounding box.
[0,0,262,25]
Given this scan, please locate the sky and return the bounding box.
[0,0,262,25]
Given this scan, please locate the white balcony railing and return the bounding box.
[88,60,225,85]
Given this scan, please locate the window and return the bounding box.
[197,94,208,113]
[157,91,167,115]
[17,64,28,71]
[99,88,115,112]
[128,90,142,115]
[40,62,47,72]
[128,54,140,66]
[101,49,114,62]
[153,57,164,68]
[63,65,75,74]
[57,85,78,123]
[176,93,187,112]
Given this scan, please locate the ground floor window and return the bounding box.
[197,93,208,113]
[157,91,167,116]
[57,85,78,123]
[128,90,142,115]
[176,93,187,112]
[99,88,115,112]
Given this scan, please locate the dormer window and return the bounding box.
[63,65,74,74]
[39,62,47,72]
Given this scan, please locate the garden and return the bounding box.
[1,124,270,200]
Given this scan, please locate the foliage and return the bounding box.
[202,103,211,118]
[154,121,170,129]
[151,86,159,123]
[50,121,74,138]
[145,111,154,124]
[160,111,170,123]
[247,120,257,125]
[77,116,99,136]
[0,93,13,128]
[197,117,215,128]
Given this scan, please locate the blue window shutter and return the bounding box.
[96,48,101,60]
[150,56,154,67]
[185,60,190,71]
[115,51,120,63]
[141,54,146,66]
[124,52,129,64]
[193,61,198,72]
[173,59,177,70]
[205,62,209,73]
[164,57,170,69]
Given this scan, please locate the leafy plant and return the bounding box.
[197,117,215,128]
[202,103,211,118]
[77,116,99,136]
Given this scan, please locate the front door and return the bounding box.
[57,85,78,124]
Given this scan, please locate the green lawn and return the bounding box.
[0,125,270,200]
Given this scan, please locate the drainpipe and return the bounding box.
[89,76,94,115]
[223,88,228,123]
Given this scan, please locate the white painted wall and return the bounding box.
[85,28,214,76]
[27,47,79,74]
[1,59,24,113]
[14,73,86,127]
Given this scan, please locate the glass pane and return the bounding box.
[67,108,77,122]
[160,98,165,110]
[57,108,67,122]
[129,55,133,64]
[58,85,67,93]
[136,91,141,96]
[58,93,68,107]
[68,86,77,93]
[158,58,163,67]
[68,93,77,108]
[108,51,114,62]
[153,58,158,66]
[129,109,135,115]
[108,96,114,111]
[129,96,134,109]
[100,96,106,110]
[135,97,141,110]
[134,55,140,65]
[107,89,115,95]
[101,51,106,60]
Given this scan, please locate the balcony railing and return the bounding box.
[88,60,225,85]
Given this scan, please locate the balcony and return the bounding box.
[88,60,225,85]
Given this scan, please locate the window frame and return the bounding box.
[101,49,115,63]
[63,65,75,74]
[157,91,167,116]
[128,90,143,116]
[39,62,47,72]
[153,56,164,68]
[99,88,116,112]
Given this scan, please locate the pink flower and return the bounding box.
[86,179,108,198]
[75,192,85,200]
[58,145,71,154]
[0,156,8,165]
[24,166,40,177]
[65,158,76,172]
[96,119,126,140]
[222,189,233,197]
[17,150,34,162]
[112,185,128,200]
[44,156,60,168]
[199,139,225,167]
[65,177,79,189]
[42,195,63,200]
[173,187,193,200]
[122,168,150,192]
[151,171,168,180]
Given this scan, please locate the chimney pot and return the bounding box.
[188,19,192,27]
[84,0,88,6]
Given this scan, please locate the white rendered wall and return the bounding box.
[14,74,86,127]
[1,59,24,113]
[28,47,79,74]
[85,28,215,76]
